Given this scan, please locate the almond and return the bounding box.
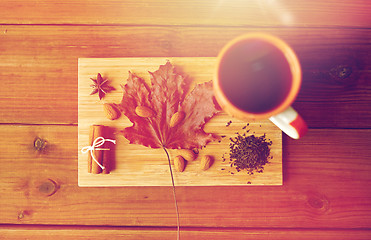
[103,103,121,120]
[200,155,213,171]
[174,155,185,172]
[178,149,197,161]
[135,106,154,118]
[170,111,185,128]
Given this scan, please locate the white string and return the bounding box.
[81,137,116,170]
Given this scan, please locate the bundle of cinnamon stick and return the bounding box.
[88,125,113,174]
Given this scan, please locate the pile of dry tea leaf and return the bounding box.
[229,132,272,175]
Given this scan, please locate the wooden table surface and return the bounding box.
[1,1,370,239]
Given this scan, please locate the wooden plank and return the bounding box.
[77,57,282,186]
[0,125,370,228]
[0,25,370,128]
[1,226,371,240]
[0,0,370,27]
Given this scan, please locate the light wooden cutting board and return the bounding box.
[78,57,282,186]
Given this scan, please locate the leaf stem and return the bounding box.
[163,147,180,240]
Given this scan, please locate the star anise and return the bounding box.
[90,73,115,100]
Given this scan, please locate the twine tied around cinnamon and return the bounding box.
[81,137,116,170]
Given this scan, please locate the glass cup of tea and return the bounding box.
[214,33,308,139]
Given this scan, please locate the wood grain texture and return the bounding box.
[78,57,282,186]
[1,125,370,228]
[0,25,370,128]
[2,0,370,237]
[1,226,371,240]
[0,0,370,27]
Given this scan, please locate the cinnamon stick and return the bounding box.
[88,125,104,174]
[103,126,116,174]
[87,125,95,173]
[102,149,111,174]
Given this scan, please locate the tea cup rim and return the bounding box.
[214,32,302,120]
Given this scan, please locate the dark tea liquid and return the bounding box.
[218,39,292,114]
